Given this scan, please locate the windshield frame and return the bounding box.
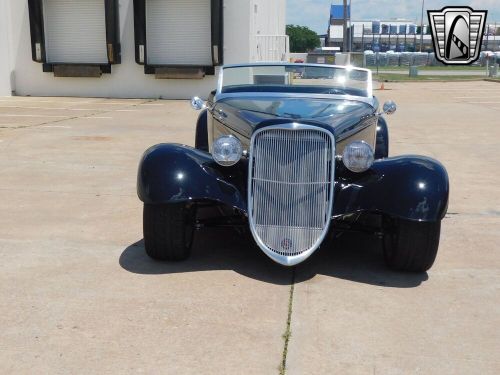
[216,63,373,102]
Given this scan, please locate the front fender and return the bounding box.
[375,116,389,159]
[333,156,449,222]
[195,109,208,151]
[137,144,246,211]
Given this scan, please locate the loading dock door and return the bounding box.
[43,0,108,64]
[146,0,212,66]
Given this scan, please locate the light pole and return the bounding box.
[419,0,425,52]
[343,0,348,52]
[349,0,353,52]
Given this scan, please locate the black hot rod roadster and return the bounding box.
[137,63,449,272]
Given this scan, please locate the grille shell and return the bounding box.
[248,124,335,266]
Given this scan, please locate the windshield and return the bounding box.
[219,64,372,98]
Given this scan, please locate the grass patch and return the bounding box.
[279,270,295,375]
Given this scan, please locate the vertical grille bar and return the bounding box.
[248,125,335,265]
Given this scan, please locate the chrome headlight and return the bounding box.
[213,135,243,166]
[342,141,374,173]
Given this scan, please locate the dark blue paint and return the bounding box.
[195,109,208,151]
[138,144,449,222]
[137,144,246,212]
[213,97,376,142]
[375,116,389,159]
[333,156,449,222]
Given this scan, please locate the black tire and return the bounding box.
[383,219,441,272]
[143,203,196,261]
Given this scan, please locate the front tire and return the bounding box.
[143,203,196,261]
[383,218,441,272]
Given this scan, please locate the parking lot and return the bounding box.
[1,82,499,374]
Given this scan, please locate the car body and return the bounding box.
[137,63,449,272]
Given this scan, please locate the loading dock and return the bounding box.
[28,0,121,76]
[3,0,288,98]
[134,0,223,77]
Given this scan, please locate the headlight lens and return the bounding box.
[342,141,374,173]
[213,135,243,166]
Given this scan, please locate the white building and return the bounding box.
[347,19,426,52]
[326,4,500,53]
[0,0,288,98]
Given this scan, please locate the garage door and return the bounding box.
[146,0,212,66]
[43,0,108,64]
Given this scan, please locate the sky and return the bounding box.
[287,0,500,34]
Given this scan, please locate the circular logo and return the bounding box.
[281,238,293,250]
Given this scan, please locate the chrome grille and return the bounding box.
[248,125,335,265]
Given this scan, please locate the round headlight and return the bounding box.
[342,141,374,173]
[213,135,243,166]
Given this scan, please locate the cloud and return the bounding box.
[287,0,500,33]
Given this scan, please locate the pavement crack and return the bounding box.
[279,268,295,375]
[445,211,500,218]
[0,116,78,130]
[0,98,156,132]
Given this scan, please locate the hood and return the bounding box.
[214,97,376,140]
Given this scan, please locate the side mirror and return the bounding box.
[190,96,206,111]
[382,100,397,115]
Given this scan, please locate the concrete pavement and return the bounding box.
[288,82,500,374]
[0,82,499,374]
[0,98,290,374]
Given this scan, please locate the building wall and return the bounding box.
[350,20,417,37]
[251,0,286,36]
[0,0,13,95]
[329,25,343,39]
[250,0,287,62]
[2,0,284,99]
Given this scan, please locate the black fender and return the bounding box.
[375,116,389,159]
[195,109,208,151]
[333,156,449,222]
[137,144,246,211]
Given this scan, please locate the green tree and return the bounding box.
[286,25,321,53]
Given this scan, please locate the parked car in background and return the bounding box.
[137,63,449,272]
